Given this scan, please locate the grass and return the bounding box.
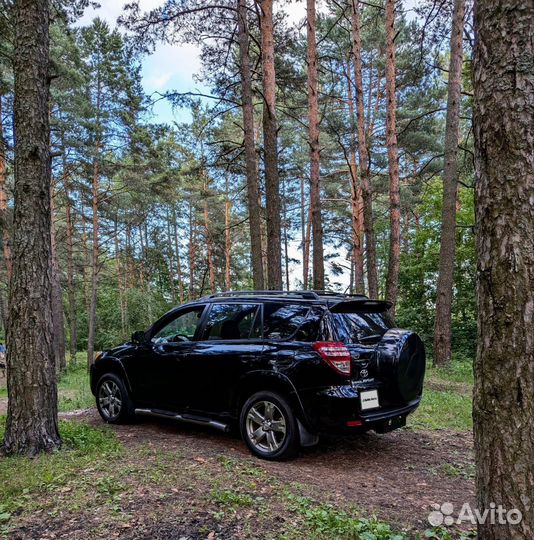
[57,361,94,412]
[0,354,475,538]
[409,358,473,431]
[0,416,122,531]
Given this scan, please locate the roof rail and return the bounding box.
[206,290,370,301]
[207,290,319,300]
[300,290,368,298]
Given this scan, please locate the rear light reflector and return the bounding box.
[313,341,351,376]
[346,420,363,427]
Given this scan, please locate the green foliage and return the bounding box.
[285,494,406,540]
[396,179,476,359]
[210,488,254,509]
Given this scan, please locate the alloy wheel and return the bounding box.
[245,400,287,453]
[98,380,122,420]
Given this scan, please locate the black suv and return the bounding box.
[90,291,426,460]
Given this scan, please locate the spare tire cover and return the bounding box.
[376,329,426,403]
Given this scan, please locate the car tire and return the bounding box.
[95,373,134,424]
[240,391,299,460]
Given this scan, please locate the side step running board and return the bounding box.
[134,408,231,433]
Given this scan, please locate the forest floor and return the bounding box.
[0,362,476,540]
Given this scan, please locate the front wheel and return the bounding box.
[240,391,299,460]
[96,373,133,424]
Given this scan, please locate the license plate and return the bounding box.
[360,389,379,410]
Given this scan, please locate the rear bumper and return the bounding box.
[297,384,421,435]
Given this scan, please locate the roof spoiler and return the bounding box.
[329,299,392,313]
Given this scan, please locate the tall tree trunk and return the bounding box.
[224,173,232,291]
[204,199,216,294]
[433,0,465,367]
[166,209,177,304]
[172,204,185,303]
[346,63,365,294]
[62,146,77,364]
[238,0,264,289]
[87,145,100,369]
[114,218,127,338]
[81,209,90,310]
[0,96,12,283]
[50,185,66,374]
[300,177,309,289]
[188,198,196,299]
[282,179,290,291]
[350,0,378,298]
[473,3,534,539]
[2,0,61,455]
[259,0,282,290]
[384,0,401,314]
[307,0,324,290]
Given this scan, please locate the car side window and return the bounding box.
[202,303,260,340]
[263,303,313,341]
[152,307,204,344]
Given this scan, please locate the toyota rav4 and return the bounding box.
[90,290,426,460]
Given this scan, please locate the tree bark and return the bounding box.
[50,185,66,374]
[62,144,77,364]
[238,0,264,289]
[258,0,282,290]
[473,3,534,539]
[188,197,196,299]
[350,0,378,298]
[433,0,465,367]
[346,63,365,294]
[166,210,177,304]
[307,0,324,290]
[384,0,401,314]
[87,128,100,369]
[2,0,61,455]
[204,198,216,294]
[114,217,127,337]
[172,204,185,303]
[224,173,232,291]
[0,95,12,283]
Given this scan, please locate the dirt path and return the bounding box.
[5,407,475,539]
[91,409,474,531]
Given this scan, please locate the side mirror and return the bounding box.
[131,330,146,345]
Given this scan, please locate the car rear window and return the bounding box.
[263,303,319,341]
[332,312,393,344]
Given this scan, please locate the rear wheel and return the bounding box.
[96,373,133,424]
[240,391,299,460]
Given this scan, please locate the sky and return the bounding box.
[78,0,420,291]
[78,0,419,125]
[78,1,308,125]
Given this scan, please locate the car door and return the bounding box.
[129,305,207,410]
[182,302,264,416]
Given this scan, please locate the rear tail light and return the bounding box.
[313,341,351,376]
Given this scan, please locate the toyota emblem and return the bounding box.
[360,369,369,378]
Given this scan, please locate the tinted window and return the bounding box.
[152,307,204,343]
[333,312,393,344]
[203,304,260,340]
[263,303,317,341]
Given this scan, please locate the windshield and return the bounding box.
[332,312,393,344]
